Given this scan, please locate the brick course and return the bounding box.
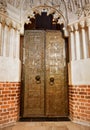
[0,82,20,127]
[69,85,90,124]
[0,82,90,127]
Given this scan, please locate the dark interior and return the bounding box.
[24,12,64,31]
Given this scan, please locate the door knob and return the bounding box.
[35,75,41,84]
[49,77,54,85]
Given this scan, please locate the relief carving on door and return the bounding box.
[45,31,68,116]
[22,30,68,117]
[23,30,45,117]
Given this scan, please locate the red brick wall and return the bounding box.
[69,85,90,124]
[0,82,20,127]
[0,82,90,126]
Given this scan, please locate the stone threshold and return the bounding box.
[20,117,70,122]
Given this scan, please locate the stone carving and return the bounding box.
[66,0,90,12]
[84,4,90,17]
[7,0,20,8]
[5,0,90,25]
[0,0,7,13]
[76,8,84,18]
[76,4,90,18]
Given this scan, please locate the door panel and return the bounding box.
[45,31,68,116]
[23,30,68,117]
[23,30,45,117]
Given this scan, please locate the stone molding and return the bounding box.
[0,12,20,31]
[76,4,90,19]
[68,16,90,32]
[0,0,7,14]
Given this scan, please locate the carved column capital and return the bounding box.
[69,25,74,32]
[74,23,79,31]
[63,27,69,37]
[2,19,6,27]
[6,18,11,26]
[86,18,90,27]
[16,24,21,31]
[79,20,85,29]
[8,22,13,30]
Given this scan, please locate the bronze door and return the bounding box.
[23,30,45,117]
[45,31,68,116]
[23,30,68,117]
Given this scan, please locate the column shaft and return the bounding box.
[3,25,8,56]
[74,30,81,60]
[9,28,14,58]
[80,20,89,59]
[13,29,16,58]
[87,26,90,57]
[6,26,9,57]
[0,23,2,56]
[81,28,88,59]
[16,30,20,59]
[70,31,76,61]
[1,26,4,56]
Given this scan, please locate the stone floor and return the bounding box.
[1,122,90,130]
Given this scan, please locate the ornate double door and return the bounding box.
[22,30,68,117]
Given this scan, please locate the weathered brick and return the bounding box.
[0,82,20,127]
[69,85,90,125]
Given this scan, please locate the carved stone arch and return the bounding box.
[23,5,67,27]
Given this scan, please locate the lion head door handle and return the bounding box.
[35,75,41,84]
[49,77,54,85]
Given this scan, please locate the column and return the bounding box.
[1,25,4,56]
[86,18,90,58]
[9,26,15,58]
[0,22,2,56]
[13,29,16,58]
[16,30,20,59]
[3,25,8,56]
[69,25,76,61]
[80,20,88,59]
[5,26,10,57]
[74,23,81,60]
